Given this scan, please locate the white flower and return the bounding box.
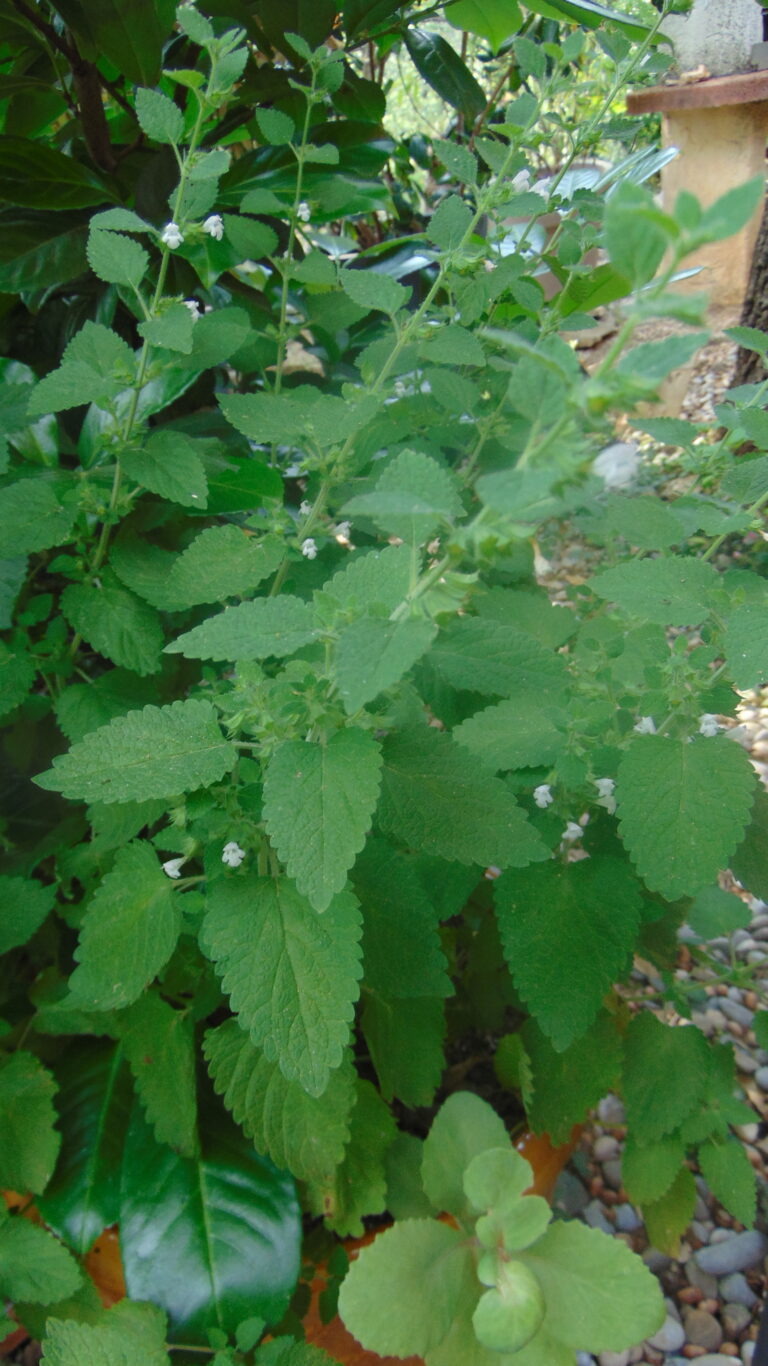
[595,777,615,798]
[335,521,351,541]
[592,442,640,490]
[301,538,318,559]
[511,168,532,193]
[161,221,184,249]
[562,821,584,842]
[393,379,408,397]
[699,713,722,737]
[183,299,201,319]
[203,213,224,240]
[297,201,311,222]
[222,841,246,868]
[634,716,657,735]
[299,500,312,516]
[533,784,554,808]
[162,857,185,879]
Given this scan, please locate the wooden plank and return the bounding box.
[627,69,768,114]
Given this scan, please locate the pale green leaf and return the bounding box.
[343,449,463,544]
[429,618,567,697]
[339,269,409,315]
[163,528,284,609]
[91,208,149,233]
[601,494,685,550]
[255,108,295,145]
[61,572,163,676]
[724,600,768,689]
[494,858,642,1051]
[138,302,195,354]
[621,1132,686,1205]
[454,697,564,771]
[222,214,279,262]
[0,1052,60,1192]
[0,479,74,557]
[204,1019,355,1183]
[0,1210,82,1307]
[87,229,148,289]
[642,1166,697,1257]
[0,639,35,718]
[475,586,576,649]
[617,735,756,899]
[428,195,473,251]
[422,323,485,368]
[35,698,236,804]
[378,727,549,869]
[422,1092,510,1219]
[475,468,564,525]
[63,320,135,378]
[263,728,382,912]
[135,86,185,144]
[165,596,317,661]
[119,992,196,1156]
[433,138,478,183]
[589,557,718,626]
[698,1136,756,1228]
[0,873,55,953]
[622,1012,709,1143]
[41,1301,170,1366]
[446,0,523,49]
[202,877,363,1096]
[28,361,117,416]
[335,617,437,714]
[68,842,181,1011]
[122,429,208,507]
[319,545,413,614]
[685,886,751,940]
[307,1079,396,1237]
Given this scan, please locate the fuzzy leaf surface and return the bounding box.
[0,1051,60,1192]
[202,878,363,1096]
[339,268,409,315]
[41,1301,170,1366]
[429,618,567,697]
[362,995,446,1106]
[454,697,564,771]
[422,1092,510,1220]
[166,597,317,661]
[522,1014,623,1145]
[617,736,756,899]
[121,430,208,508]
[0,873,55,953]
[343,449,462,544]
[642,1166,697,1257]
[589,557,718,625]
[87,229,148,289]
[320,544,412,614]
[35,699,235,804]
[723,601,768,690]
[622,1012,709,1143]
[335,616,437,714]
[135,86,184,144]
[307,1080,396,1237]
[0,479,74,557]
[61,574,163,676]
[0,1211,82,1306]
[698,1137,756,1228]
[163,529,284,609]
[353,838,450,999]
[119,992,196,1157]
[621,1133,686,1206]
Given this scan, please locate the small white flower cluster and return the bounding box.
[634,716,656,735]
[203,213,224,240]
[297,202,311,223]
[562,821,584,843]
[162,857,186,879]
[335,520,351,543]
[161,221,184,249]
[699,714,722,737]
[222,841,246,868]
[533,784,553,809]
[301,538,318,560]
[299,500,312,517]
[183,299,201,320]
[511,168,532,194]
[594,776,616,814]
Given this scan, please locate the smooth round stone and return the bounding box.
[683,1307,723,1352]
[576,1354,596,1366]
[733,1048,759,1074]
[584,1198,614,1235]
[719,1272,758,1308]
[647,1316,686,1353]
[720,998,754,1028]
[733,930,753,946]
[747,949,767,964]
[742,1342,755,1364]
[686,1260,720,1297]
[602,1158,623,1190]
[594,1134,620,1162]
[691,1219,712,1244]
[695,1230,768,1276]
[554,1168,590,1216]
[693,1358,749,1366]
[644,1247,672,1274]
[614,1203,642,1233]
[722,1302,752,1337]
[597,1352,630,1366]
[597,1094,626,1126]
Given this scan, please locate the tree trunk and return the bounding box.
[733,194,768,388]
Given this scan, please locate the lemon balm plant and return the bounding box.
[2,1,768,1362]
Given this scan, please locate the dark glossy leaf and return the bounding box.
[342,0,402,37]
[0,211,89,291]
[254,0,337,49]
[523,0,650,36]
[119,1099,301,1342]
[0,138,114,210]
[66,0,177,85]
[403,29,485,121]
[39,1040,133,1255]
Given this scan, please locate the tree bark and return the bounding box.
[733,194,768,388]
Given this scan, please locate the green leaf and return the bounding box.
[433,138,478,185]
[166,597,317,661]
[122,429,208,507]
[136,86,185,145]
[731,786,768,901]
[362,995,446,1106]
[685,886,751,940]
[87,230,149,289]
[138,302,196,354]
[255,108,295,145]
[0,873,55,953]
[354,838,451,999]
[700,177,764,242]
[67,843,180,1012]
[526,0,649,32]
[41,1301,171,1366]
[422,1092,510,1219]
[617,332,709,384]
[40,1041,133,1254]
[54,667,160,744]
[343,448,463,544]
[601,495,685,550]
[339,268,409,316]
[61,574,163,676]
[428,195,473,251]
[0,1052,60,1193]
[521,1220,664,1350]
[91,208,149,233]
[0,479,74,557]
[35,698,236,804]
[335,617,437,714]
[339,1218,474,1355]
[476,467,563,525]
[495,859,641,1051]
[263,728,382,913]
[179,308,251,370]
[0,137,114,210]
[119,992,196,1157]
[446,0,523,51]
[724,601,768,690]
[422,323,485,368]
[522,1014,623,1145]
[642,1165,697,1257]
[403,28,486,120]
[454,698,564,771]
[0,556,26,629]
[202,877,363,1096]
[320,544,412,614]
[120,1102,300,1341]
[222,214,279,262]
[697,1137,756,1229]
[622,1012,709,1145]
[307,1079,396,1237]
[589,557,718,626]
[0,1210,82,1307]
[430,618,567,698]
[617,735,756,899]
[204,1020,355,1183]
[621,1132,686,1206]
[162,528,284,609]
[204,452,283,513]
[0,211,89,293]
[603,182,669,288]
[378,727,549,869]
[0,638,34,718]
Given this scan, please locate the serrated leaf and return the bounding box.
[255,108,295,145]
[339,268,409,315]
[320,544,412,614]
[202,877,363,1096]
[136,86,185,144]
[343,448,463,544]
[165,596,317,661]
[338,1218,473,1356]
[494,858,641,1051]
[63,319,135,378]
[36,698,235,804]
[621,1131,686,1205]
[433,138,478,184]
[0,873,55,953]
[428,195,473,251]
[617,735,756,899]
[354,838,451,999]
[119,992,196,1156]
[41,1301,170,1366]
[724,600,768,689]
[378,727,549,869]
[685,886,751,940]
[61,573,163,676]
[722,455,768,505]
[430,618,567,698]
[263,728,382,912]
[0,479,74,556]
[54,666,160,744]
[0,638,36,717]
[0,1211,82,1307]
[422,323,485,367]
[91,208,149,233]
[222,214,279,263]
[0,1052,60,1192]
[522,1014,623,1145]
[454,697,564,771]
[521,1220,664,1350]
[307,1079,396,1237]
[622,1012,709,1144]
[138,302,195,354]
[335,617,437,714]
[698,1136,757,1228]
[122,429,208,507]
[163,528,284,609]
[589,557,718,626]
[601,494,685,550]
[642,1165,697,1257]
[362,995,446,1106]
[731,785,768,902]
[87,229,148,289]
[204,1020,355,1184]
[67,843,181,1011]
[422,1092,510,1219]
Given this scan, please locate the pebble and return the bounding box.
[691,1220,713,1244]
[645,1248,672,1273]
[722,1302,752,1337]
[614,1203,642,1233]
[695,1232,768,1276]
[746,950,767,964]
[684,1308,724,1352]
[602,1158,623,1190]
[597,1353,629,1366]
[742,1344,755,1365]
[597,1094,625,1125]
[594,1134,620,1162]
[719,1273,758,1309]
[691,1359,748,1366]
[576,1355,596,1366]
[584,1198,614,1235]
[733,1048,759,1074]
[647,1316,687,1353]
[555,1169,591,1216]
[719,999,755,1028]
[755,1066,768,1092]
[687,1261,720,1297]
